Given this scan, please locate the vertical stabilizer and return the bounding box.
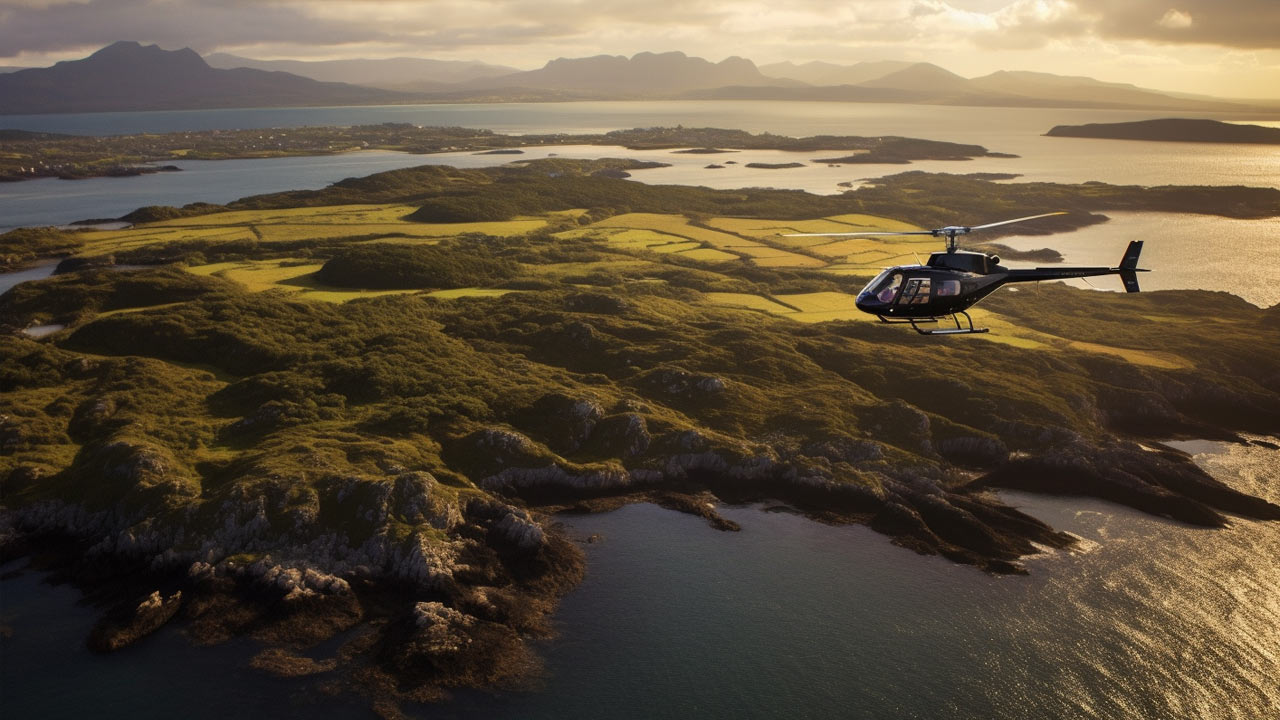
[1120,240,1143,270]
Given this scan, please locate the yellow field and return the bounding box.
[425,288,517,299]
[676,248,740,262]
[772,292,860,313]
[573,213,821,267]
[76,205,550,254]
[702,293,796,313]
[705,214,919,238]
[702,290,869,323]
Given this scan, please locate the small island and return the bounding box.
[0,125,1013,182]
[1045,118,1280,144]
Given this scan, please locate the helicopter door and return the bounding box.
[897,277,932,305]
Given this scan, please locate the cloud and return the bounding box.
[1157,9,1193,30]
[0,0,387,57]
[1072,0,1280,48]
[1,0,1277,67]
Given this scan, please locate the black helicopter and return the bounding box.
[786,212,1148,335]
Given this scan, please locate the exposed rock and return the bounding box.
[973,439,1280,525]
[801,436,884,464]
[244,558,352,602]
[87,590,182,652]
[590,413,651,457]
[491,508,547,552]
[481,462,634,492]
[565,292,631,314]
[936,435,1009,467]
[515,392,605,454]
[411,601,476,653]
[638,368,728,404]
[68,396,121,441]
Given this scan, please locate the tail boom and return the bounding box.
[1005,240,1148,293]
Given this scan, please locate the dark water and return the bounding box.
[3,440,1277,719]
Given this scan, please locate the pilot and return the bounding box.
[877,274,902,303]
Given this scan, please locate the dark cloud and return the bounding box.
[0,0,1275,63]
[0,0,387,57]
[1070,0,1280,49]
[0,0,730,59]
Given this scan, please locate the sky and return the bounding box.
[1,0,1278,98]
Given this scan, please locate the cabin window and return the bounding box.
[898,278,931,305]
[867,271,904,303]
[935,280,960,297]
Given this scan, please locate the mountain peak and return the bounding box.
[83,41,207,70]
[1,41,406,114]
[859,62,969,92]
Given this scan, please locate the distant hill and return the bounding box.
[1046,118,1280,143]
[858,63,971,93]
[463,51,796,96]
[0,66,29,74]
[759,60,913,86]
[3,44,1272,113]
[968,71,1243,111]
[0,41,411,115]
[689,60,1262,111]
[205,53,519,91]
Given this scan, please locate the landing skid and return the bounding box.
[877,311,989,336]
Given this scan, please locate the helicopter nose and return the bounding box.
[855,291,881,314]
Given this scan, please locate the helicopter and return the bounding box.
[785,212,1148,335]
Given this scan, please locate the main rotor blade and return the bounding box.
[782,230,935,237]
[968,211,1068,231]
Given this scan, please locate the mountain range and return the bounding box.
[204,53,518,92]
[0,42,409,114]
[2,41,1273,116]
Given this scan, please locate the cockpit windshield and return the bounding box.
[862,270,904,303]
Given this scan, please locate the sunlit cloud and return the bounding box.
[1157,9,1193,30]
[0,0,1276,98]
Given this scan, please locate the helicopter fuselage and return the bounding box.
[854,243,1146,322]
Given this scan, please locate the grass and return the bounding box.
[13,200,1212,376]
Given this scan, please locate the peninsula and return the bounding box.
[0,125,1009,182]
[3,162,1279,713]
[1045,118,1280,144]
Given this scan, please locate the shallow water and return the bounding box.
[0,261,56,294]
[999,211,1280,308]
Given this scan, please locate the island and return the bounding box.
[1045,118,1280,144]
[3,161,1279,714]
[0,125,1011,182]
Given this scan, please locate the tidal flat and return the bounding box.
[2,157,1279,714]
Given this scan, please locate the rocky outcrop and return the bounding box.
[638,368,728,405]
[87,589,183,652]
[972,439,1280,525]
